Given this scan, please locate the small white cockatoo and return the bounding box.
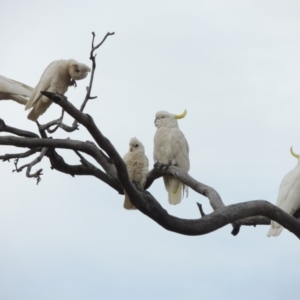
[153,109,190,205]
[25,59,91,121]
[267,147,300,237]
[0,74,33,105]
[123,137,149,210]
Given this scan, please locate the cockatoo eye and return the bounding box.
[135,144,138,147]
[76,69,80,73]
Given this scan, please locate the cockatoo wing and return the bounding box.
[25,61,67,121]
[173,128,189,171]
[123,151,138,210]
[24,62,57,111]
[164,128,189,204]
[140,155,149,188]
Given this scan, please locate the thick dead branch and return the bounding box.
[0,134,120,188]
[0,148,42,162]
[147,163,241,235]
[145,163,298,230]
[0,119,39,138]
[146,163,225,210]
[132,189,300,238]
[73,150,122,192]
[48,148,122,191]
[0,135,107,163]
[40,92,120,162]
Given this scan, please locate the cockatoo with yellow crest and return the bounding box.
[123,137,149,210]
[0,74,33,105]
[153,109,190,205]
[25,59,91,121]
[267,147,300,237]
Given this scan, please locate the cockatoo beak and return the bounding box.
[290,147,300,159]
[174,109,187,119]
[154,118,158,127]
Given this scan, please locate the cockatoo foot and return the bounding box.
[132,181,141,188]
[160,162,172,170]
[154,162,173,170]
[70,79,77,88]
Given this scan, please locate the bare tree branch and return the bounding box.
[146,163,242,235]
[73,149,122,192]
[197,202,206,217]
[38,109,79,133]
[0,119,39,138]
[0,148,42,162]
[146,163,225,210]
[79,32,115,112]
[0,134,120,187]
[12,147,48,184]
[46,148,121,192]
[132,190,300,238]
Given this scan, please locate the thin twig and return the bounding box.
[78,31,115,113]
[12,147,49,184]
[37,109,78,133]
[197,203,206,217]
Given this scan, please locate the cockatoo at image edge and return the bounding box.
[0,74,33,105]
[267,147,300,237]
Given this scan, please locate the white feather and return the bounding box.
[123,137,149,210]
[0,75,33,105]
[153,110,190,205]
[267,152,300,237]
[25,59,90,121]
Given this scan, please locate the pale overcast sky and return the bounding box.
[1,1,300,299]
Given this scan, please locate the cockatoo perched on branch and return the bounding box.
[123,137,149,210]
[153,109,190,205]
[267,147,300,237]
[0,75,33,105]
[25,59,91,121]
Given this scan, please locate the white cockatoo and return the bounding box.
[153,109,190,205]
[0,74,33,105]
[267,147,300,237]
[25,59,91,121]
[123,137,149,210]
